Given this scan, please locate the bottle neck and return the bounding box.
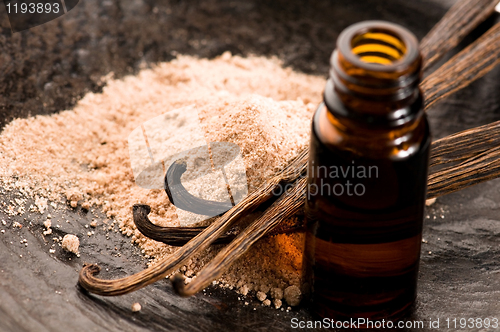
[325,21,423,129]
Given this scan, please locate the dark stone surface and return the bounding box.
[0,0,499,331]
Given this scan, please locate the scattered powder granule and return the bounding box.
[61,234,80,255]
[0,53,326,306]
[426,198,437,206]
[35,196,48,214]
[274,299,282,309]
[131,302,142,312]
[239,285,249,296]
[43,219,52,235]
[66,188,82,208]
[262,299,271,307]
[44,219,51,229]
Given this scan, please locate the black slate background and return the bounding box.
[0,0,499,331]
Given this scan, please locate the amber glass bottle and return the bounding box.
[304,21,430,322]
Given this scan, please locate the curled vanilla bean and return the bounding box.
[164,159,233,216]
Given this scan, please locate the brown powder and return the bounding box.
[0,53,324,306]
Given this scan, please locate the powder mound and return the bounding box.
[0,53,325,305]
[61,234,80,255]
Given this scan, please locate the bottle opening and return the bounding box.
[327,21,423,125]
[351,30,407,65]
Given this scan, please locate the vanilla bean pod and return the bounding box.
[427,146,500,198]
[420,0,499,71]
[78,149,308,296]
[429,119,500,168]
[422,21,500,109]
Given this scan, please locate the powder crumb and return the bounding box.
[284,285,302,306]
[262,299,271,307]
[35,196,48,214]
[256,291,267,302]
[43,219,53,235]
[259,284,270,294]
[239,285,249,296]
[90,221,97,228]
[273,299,282,309]
[131,302,141,312]
[66,188,82,203]
[61,234,80,255]
[426,198,437,206]
[44,219,52,229]
[12,222,22,229]
[270,287,283,300]
[81,202,91,210]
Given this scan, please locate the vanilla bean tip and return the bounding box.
[171,273,189,297]
[78,263,102,291]
[133,203,151,215]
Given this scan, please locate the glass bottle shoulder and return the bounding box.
[312,102,430,160]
